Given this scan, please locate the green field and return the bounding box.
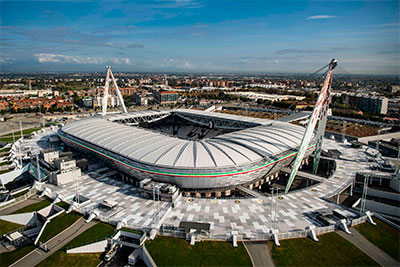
[146,236,252,266]
[37,222,115,267]
[11,199,51,214]
[120,227,142,235]
[38,211,81,243]
[37,250,102,267]
[0,245,36,267]
[355,218,400,261]
[12,189,29,198]
[65,222,115,249]
[0,169,11,175]
[270,232,378,266]
[0,219,23,236]
[56,201,70,210]
[0,127,43,143]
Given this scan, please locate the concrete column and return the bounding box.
[350,183,353,196]
[184,192,191,197]
[249,184,253,190]
[195,192,201,198]
[215,191,222,197]
[336,193,340,204]
[224,189,231,196]
[255,181,259,187]
[205,192,212,198]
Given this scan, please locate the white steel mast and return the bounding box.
[284,59,337,194]
[102,66,128,116]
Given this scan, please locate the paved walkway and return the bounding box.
[11,218,97,267]
[337,228,399,267]
[0,195,44,215]
[243,241,275,267]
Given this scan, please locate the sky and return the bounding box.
[0,0,399,75]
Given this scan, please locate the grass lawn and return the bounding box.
[36,250,102,267]
[0,147,11,152]
[11,199,51,214]
[0,127,42,138]
[270,232,379,266]
[0,169,11,175]
[355,218,400,261]
[0,219,23,236]
[146,236,252,266]
[0,161,11,166]
[0,245,36,267]
[0,127,43,144]
[56,201,70,211]
[121,227,142,235]
[12,189,29,198]
[37,222,115,267]
[39,211,81,243]
[65,222,115,249]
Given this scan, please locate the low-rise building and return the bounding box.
[345,93,388,115]
[154,91,179,104]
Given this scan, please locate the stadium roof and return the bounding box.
[61,111,307,169]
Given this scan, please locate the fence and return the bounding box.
[0,187,37,210]
[350,215,368,227]
[278,230,308,240]
[314,225,335,235]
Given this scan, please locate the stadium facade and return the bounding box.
[58,109,315,190]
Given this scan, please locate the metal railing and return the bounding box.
[0,187,37,210]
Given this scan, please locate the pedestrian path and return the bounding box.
[337,228,399,267]
[244,241,275,267]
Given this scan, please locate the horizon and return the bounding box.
[0,0,399,75]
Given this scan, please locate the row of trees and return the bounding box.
[4,105,73,114]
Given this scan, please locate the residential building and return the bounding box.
[345,93,388,115]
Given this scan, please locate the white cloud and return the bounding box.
[111,57,131,65]
[0,57,15,63]
[155,58,194,69]
[306,15,336,20]
[35,53,102,64]
[35,53,131,65]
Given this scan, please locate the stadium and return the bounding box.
[57,109,315,192]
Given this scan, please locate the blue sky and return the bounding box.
[0,0,399,74]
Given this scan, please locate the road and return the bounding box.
[337,229,399,267]
[243,241,275,267]
[0,195,44,215]
[11,218,97,267]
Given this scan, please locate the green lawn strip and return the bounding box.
[38,211,81,243]
[146,236,252,266]
[0,161,11,166]
[355,218,400,261]
[0,169,11,175]
[120,227,142,235]
[270,232,379,267]
[0,245,36,267]
[11,189,29,198]
[0,147,11,152]
[55,201,70,211]
[36,222,115,267]
[0,219,24,236]
[11,199,51,214]
[1,128,42,138]
[36,250,102,267]
[65,222,115,249]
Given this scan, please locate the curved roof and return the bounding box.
[60,111,307,169]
